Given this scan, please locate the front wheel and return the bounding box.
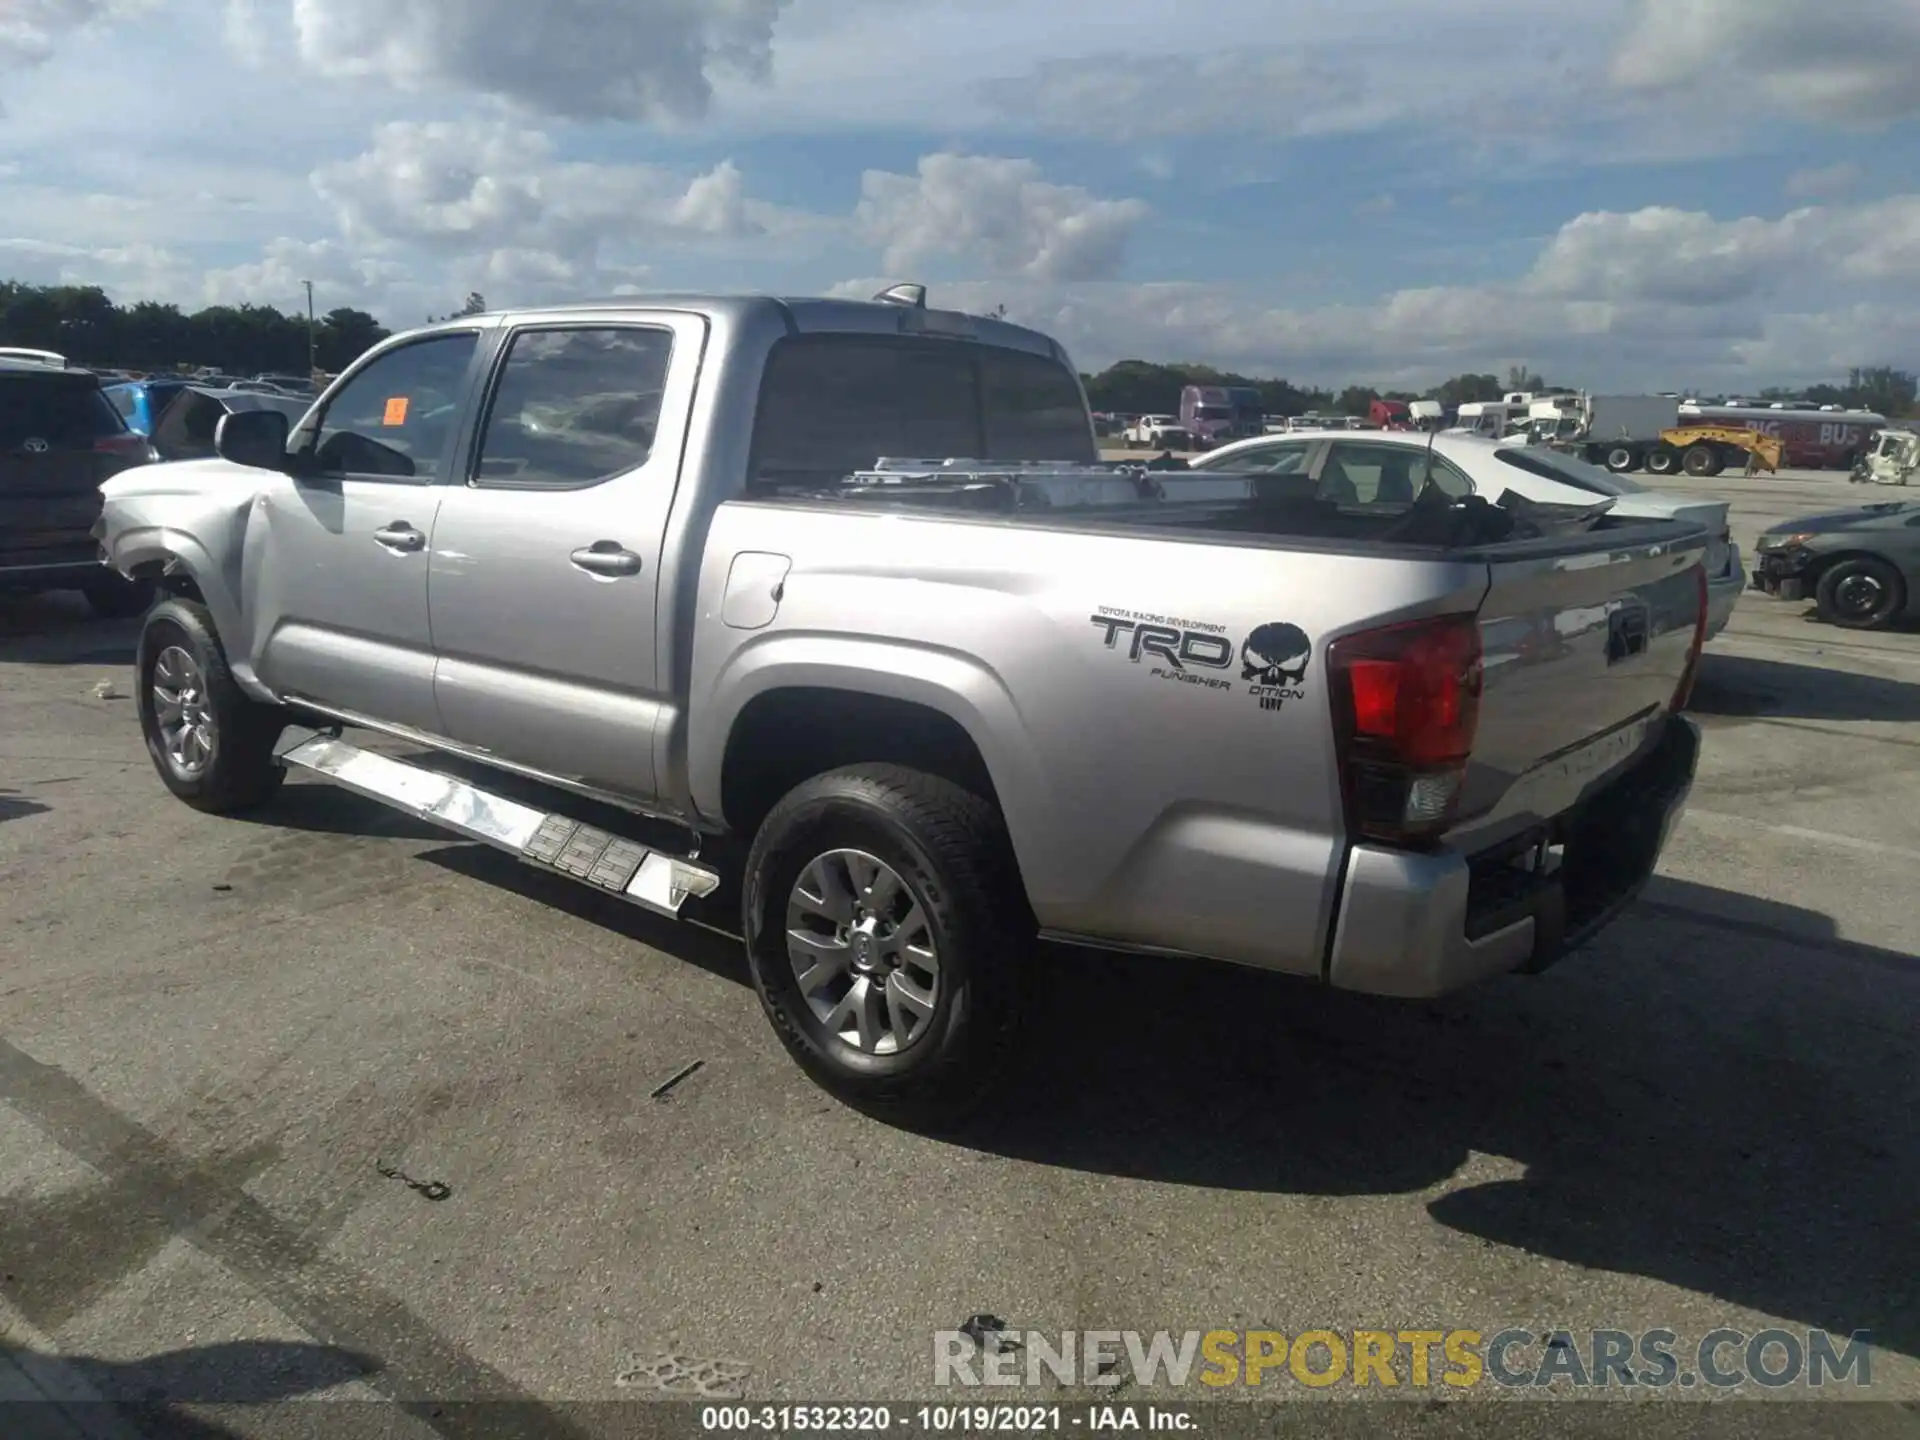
[1814,557,1906,631]
[741,764,1031,1126]
[136,598,288,812]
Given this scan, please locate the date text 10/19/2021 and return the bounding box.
[701,1407,1191,1433]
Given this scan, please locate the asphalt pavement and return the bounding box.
[2,468,1916,1437]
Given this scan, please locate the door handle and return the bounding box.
[373,522,426,552]
[570,542,643,577]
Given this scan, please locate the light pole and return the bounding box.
[302,279,316,379]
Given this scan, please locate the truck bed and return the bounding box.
[697,463,1709,980]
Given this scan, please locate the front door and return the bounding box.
[426,314,705,802]
[243,330,483,731]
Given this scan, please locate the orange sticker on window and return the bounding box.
[382,397,409,426]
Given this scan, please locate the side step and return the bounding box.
[273,728,721,918]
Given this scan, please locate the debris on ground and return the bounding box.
[375,1161,452,1202]
[650,1060,705,1101]
[615,1348,751,1399]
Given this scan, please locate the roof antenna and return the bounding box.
[873,283,927,309]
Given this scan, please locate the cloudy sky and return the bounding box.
[1,0,1917,387]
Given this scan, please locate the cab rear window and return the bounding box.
[748,335,1094,490]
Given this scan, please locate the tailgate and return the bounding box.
[0,374,125,563]
[1457,522,1708,836]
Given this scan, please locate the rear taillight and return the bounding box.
[1671,563,1709,712]
[1328,613,1483,847]
[93,433,149,459]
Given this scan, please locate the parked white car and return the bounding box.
[1191,430,1744,640]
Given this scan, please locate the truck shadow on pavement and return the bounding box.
[969,875,1917,1361]
[0,593,136,665]
[1,1337,374,1438]
[221,758,1917,1362]
[1689,652,1920,722]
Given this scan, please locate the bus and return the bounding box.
[1678,401,1886,469]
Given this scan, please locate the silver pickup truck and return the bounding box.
[95,289,1709,1120]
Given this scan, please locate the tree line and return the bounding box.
[0,281,391,377]
[6,279,1914,417]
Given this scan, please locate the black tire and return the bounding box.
[741,764,1031,1126]
[1814,556,1906,631]
[1603,445,1639,473]
[1645,445,1680,475]
[83,575,155,619]
[1682,444,1722,477]
[135,597,288,812]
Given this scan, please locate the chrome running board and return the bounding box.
[273,727,721,919]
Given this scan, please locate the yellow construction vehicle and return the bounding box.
[1643,426,1784,478]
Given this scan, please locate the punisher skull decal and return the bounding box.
[1241,622,1313,686]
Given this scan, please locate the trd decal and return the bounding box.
[1090,608,1235,692]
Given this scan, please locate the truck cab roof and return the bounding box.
[403,293,1070,364]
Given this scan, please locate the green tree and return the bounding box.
[1844,366,1918,417]
[315,307,389,371]
[0,279,389,375]
[1336,385,1379,417]
[1431,372,1503,407]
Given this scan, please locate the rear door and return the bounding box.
[426,314,704,800]
[0,369,144,574]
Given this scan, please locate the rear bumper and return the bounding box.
[1326,715,1700,998]
[1706,547,1743,639]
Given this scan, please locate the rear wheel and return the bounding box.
[1814,557,1906,631]
[1603,445,1639,473]
[741,763,1030,1127]
[136,598,288,811]
[1645,445,1681,475]
[1682,444,1724,477]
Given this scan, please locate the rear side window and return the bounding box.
[105,387,139,423]
[749,335,1093,489]
[472,326,673,489]
[0,374,123,448]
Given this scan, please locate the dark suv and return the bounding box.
[1,360,156,616]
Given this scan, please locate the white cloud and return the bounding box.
[1612,0,1920,123]
[308,120,788,294]
[0,0,151,69]
[200,236,411,309]
[854,154,1149,282]
[272,0,790,121]
[0,234,194,296]
[830,192,1920,388]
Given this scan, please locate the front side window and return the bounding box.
[311,333,478,480]
[473,327,673,489]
